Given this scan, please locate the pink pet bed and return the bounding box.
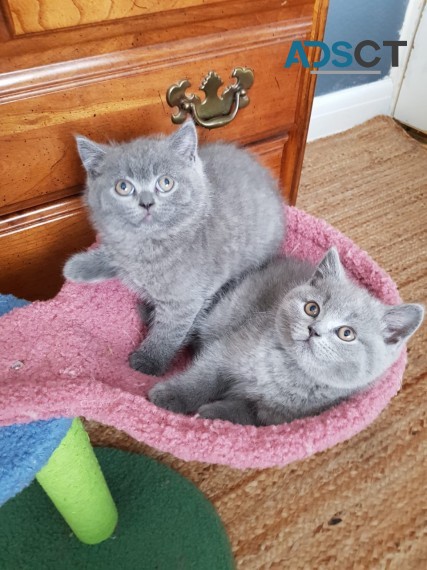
[0,207,406,469]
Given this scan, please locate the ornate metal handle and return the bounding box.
[166,67,254,129]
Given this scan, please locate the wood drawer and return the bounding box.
[4,0,230,35]
[0,24,307,215]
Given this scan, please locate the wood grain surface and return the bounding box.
[86,117,427,569]
[0,27,303,214]
[4,0,225,35]
[0,0,314,49]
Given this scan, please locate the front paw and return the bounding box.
[63,254,90,282]
[129,349,168,376]
[197,402,235,422]
[148,382,191,414]
[63,250,116,283]
[197,403,221,420]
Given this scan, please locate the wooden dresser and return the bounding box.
[0,0,328,301]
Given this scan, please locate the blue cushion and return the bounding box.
[0,295,72,506]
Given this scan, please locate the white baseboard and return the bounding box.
[307,77,393,142]
[390,0,425,112]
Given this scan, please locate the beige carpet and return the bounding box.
[86,117,427,569]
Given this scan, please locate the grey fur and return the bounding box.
[149,248,424,425]
[63,120,284,375]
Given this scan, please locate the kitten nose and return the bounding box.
[141,202,154,211]
[139,191,154,210]
[308,325,320,338]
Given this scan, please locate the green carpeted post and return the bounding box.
[36,418,118,545]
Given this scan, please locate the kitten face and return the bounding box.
[278,279,385,389]
[76,121,209,237]
[276,249,423,390]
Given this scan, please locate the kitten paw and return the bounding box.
[148,382,190,414]
[197,404,223,420]
[197,401,257,424]
[63,251,115,283]
[129,349,168,376]
[63,255,89,282]
[197,402,232,422]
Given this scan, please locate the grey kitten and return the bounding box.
[63,121,285,376]
[148,248,424,425]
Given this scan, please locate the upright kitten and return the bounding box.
[63,121,285,376]
[149,249,423,425]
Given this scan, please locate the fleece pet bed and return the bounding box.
[0,299,117,545]
[0,296,72,506]
[0,447,234,570]
[0,206,406,469]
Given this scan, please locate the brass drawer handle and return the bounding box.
[166,67,254,129]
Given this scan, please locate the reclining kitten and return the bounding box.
[63,121,284,376]
[149,248,423,425]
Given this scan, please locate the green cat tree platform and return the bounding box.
[0,446,234,569]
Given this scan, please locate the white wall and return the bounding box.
[307,0,424,141]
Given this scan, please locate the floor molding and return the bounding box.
[307,77,393,141]
[390,0,425,112]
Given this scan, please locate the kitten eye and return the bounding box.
[336,326,356,342]
[304,301,320,317]
[115,179,135,196]
[156,175,175,193]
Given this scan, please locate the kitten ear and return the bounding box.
[169,120,198,161]
[382,303,424,345]
[311,247,344,284]
[75,135,106,176]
